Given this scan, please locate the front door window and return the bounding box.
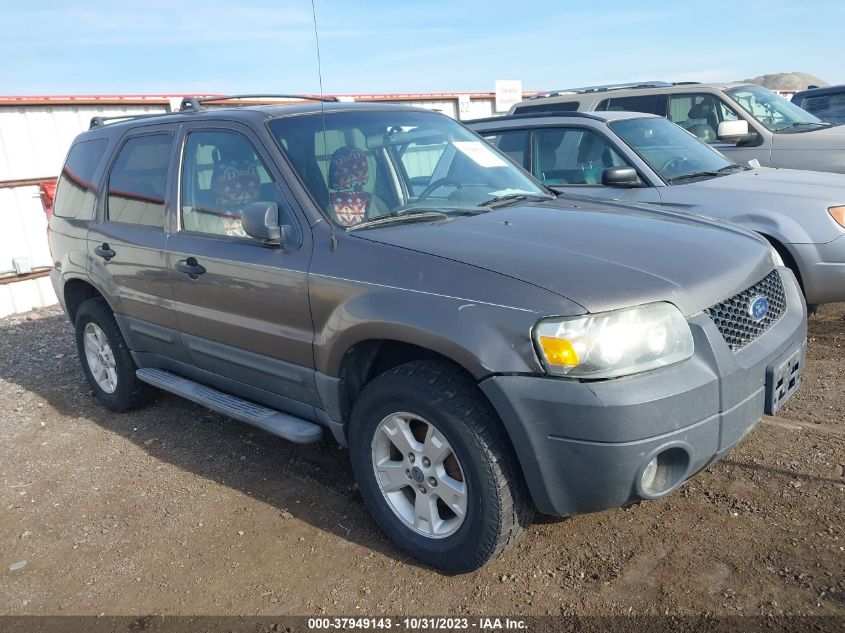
[530,128,629,186]
[667,94,740,144]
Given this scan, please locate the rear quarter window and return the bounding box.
[513,101,578,115]
[598,94,664,115]
[53,138,109,219]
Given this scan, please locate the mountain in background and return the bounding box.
[742,72,829,90]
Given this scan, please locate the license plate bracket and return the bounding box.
[765,342,805,415]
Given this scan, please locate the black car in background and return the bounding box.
[792,85,845,125]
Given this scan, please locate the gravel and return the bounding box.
[0,304,842,617]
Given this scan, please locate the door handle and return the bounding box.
[94,243,116,261]
[175,257,206,279]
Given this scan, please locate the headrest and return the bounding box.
[329,147,369,190]
[537,129,566,150]
[688,103,712,119]
[577,133,603,162]
[211,160,260,207]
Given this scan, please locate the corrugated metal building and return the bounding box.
[0,91,523,317]
[0,96,172,317]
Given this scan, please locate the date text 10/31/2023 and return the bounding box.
[307,617,529,630]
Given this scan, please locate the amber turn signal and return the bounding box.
[829,206,845,228]
[538,336,580,367]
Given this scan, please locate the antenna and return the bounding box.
[310,0,337,250]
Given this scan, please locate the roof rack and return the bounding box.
[179,93,338,111]
[529,81,698,100]
[88,111,172,130]
[87,93,338,129]
[466,111,605,125]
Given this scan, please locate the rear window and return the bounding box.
[800,92,845,113]
[107,134,172,228]
[54,138,108,219]
[513,101,578,115]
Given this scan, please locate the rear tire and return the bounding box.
[349,360,534,573]
[74,297,154,412]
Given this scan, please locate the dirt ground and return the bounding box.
[0,303,843,620]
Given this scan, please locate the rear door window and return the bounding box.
[107,134,172,228]
[54,138,108,219]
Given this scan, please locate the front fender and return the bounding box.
[307,234,580,379]
[315,284,544,379]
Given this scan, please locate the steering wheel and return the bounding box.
[659,157,689,177]
[416,178,463,201]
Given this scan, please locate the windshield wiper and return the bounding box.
[477,192,555,208]
[774,121,833,132]
[666,170,721,183]
[347,208,481,231]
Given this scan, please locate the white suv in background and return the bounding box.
[510,81,845,174]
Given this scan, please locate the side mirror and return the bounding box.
[602,166,640,187]
[717,120,751,143]
[241,201,288,246]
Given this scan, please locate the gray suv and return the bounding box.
[48,96,807,573]
[511,81,845,173]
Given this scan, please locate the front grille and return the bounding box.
[705,270,786,352]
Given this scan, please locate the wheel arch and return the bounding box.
[758,232,804,290]
[336,338,481,429]
[63,277,113,323]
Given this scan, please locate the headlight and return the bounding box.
[534,302,694,379]
[769,244,785,268]
[829,205,845,228]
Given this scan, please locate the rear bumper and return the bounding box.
[50,268,68,314]
[480,268,807,516]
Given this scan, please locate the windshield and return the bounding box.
[725,85,824,132]
[268,109,547,228]
[610,117,738,183]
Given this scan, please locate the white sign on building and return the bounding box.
[494,80,523,113]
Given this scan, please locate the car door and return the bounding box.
[165,122,318,410]
[87,125,187,362]
[493,126,662,204]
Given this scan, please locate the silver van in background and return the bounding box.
[511,81,845,174]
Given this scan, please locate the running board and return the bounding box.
[136,368,323,444]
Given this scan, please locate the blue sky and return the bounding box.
[3,0,842,95]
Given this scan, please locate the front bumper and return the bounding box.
[480,268,807,517]
[790,233,845,304]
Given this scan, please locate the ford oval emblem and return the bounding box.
[749,296,769,321]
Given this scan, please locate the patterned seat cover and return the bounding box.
[210,158,261,237]
[329,147,371,227]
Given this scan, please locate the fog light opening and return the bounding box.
[640,447,689,497]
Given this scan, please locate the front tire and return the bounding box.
[74,297,154,412]
[349,360,533,573]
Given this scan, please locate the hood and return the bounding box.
[771,123,845,150]
[682,167,845,203]
[353,199,774,316]
[665,168,845,244]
